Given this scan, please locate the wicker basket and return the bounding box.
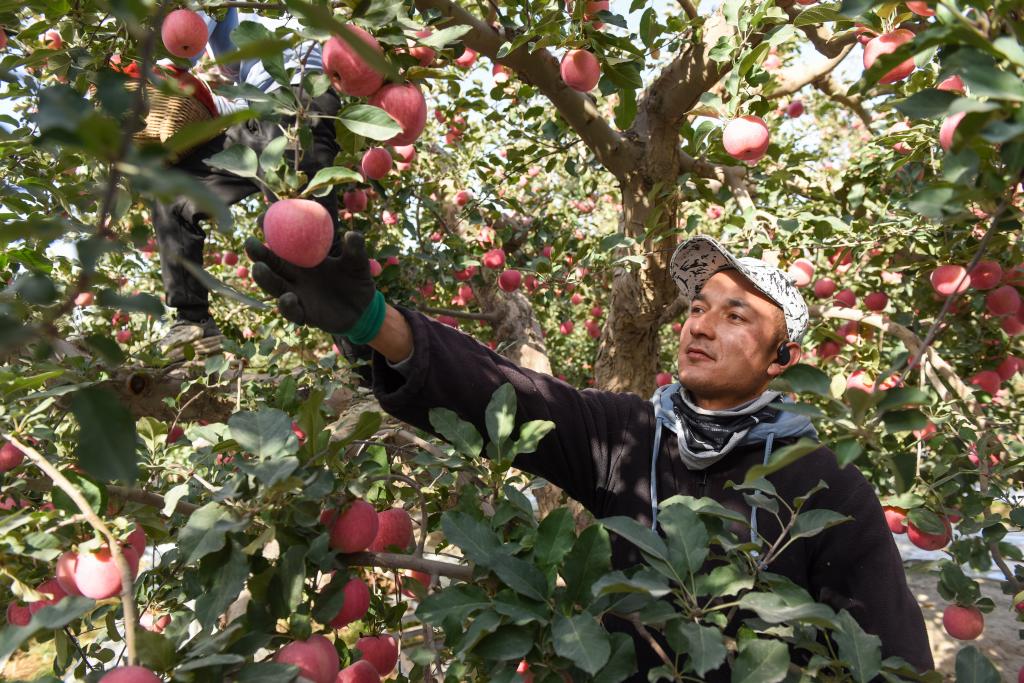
[124,78,213,146]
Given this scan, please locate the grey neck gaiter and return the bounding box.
[670,388,782,471]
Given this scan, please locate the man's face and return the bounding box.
[676,269,789,410]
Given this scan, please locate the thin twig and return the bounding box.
[4,435,139,664]
[343,551,473,581]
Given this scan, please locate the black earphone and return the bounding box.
[776,341,791,366]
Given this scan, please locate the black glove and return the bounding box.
[244,230,377,336]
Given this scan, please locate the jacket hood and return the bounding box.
[652,382,819,445]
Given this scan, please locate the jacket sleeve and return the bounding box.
[808,474,934,672]
[368,306,650,516]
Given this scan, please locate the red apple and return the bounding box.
[942,604,984,640]
[560,49,601,92]
[55,551,82,595]
[482,248,506,270]
[883,506,908,534]
[723,116,770,162]
[409,29,436,66]
[343,189,368,214]
[369,508,413,553]
[788,258,814,287]
[655,372,673,387]
[786,99,804,118]
[813,278,837,299]
[0,28,7,51]
[969,370,1001,396]
[907,517,951,550]
[274,635,340,683]
[559,321,574,335]
[6,602,31,626]
[116,329,132,344]
[75,291,94,306]
[369,83,428,146]
[499,270,522,292]
[455,47,478,68]
[326,499,379,553]
[929,264,970,297]
[0,441,25,473]
[454,189,472,206]
[835,288,856,308]
[43,29,63,50]
[29,579,67,614]
[263,199,334,268]
[985,285,1020,317]
[161,9,208,59]
[337,660,379,683]
[864,291,888,311]
[361,147,392,180]
[996,355,1022,381]
[73,546,140,599]
[323,25,385,97]
[863,30,916,84]
[936,74,964,93]
[939,111,966,152]
[493,63,511,83]
[356,634,398,675]
[99,666,162,683]
[328,577,371,628]
[368,258,382,277]
[906,2,935,17]
[968,260,1002,290]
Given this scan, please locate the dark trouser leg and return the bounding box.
[153,130,261,321]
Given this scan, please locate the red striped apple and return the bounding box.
[323,26,385,97]
[161,9,208,59]
[325,499,379,554]
[723,116,770,162]
[560,49,601,92]
[263,199,334,268]
[369,83,427,146]
[863,30,916,84]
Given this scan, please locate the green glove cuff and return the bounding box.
[345,290,387,345]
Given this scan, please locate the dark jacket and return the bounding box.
[369,306,934,680]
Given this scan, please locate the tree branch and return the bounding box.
[344,551,473,582]
[419,305,499,323]
[413,0,636,178]
[768,44,854,98]
[4,436,139,664]
[676,0,698,19]
[813,73,874,133]
[782,6,859,58]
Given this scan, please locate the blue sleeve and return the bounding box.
[193,8,240,81]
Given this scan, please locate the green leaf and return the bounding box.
[789,509,851,540]
[428,408,483,458]
[692,564,754,598]
[235,663,299,683]
[509,420,555,457]
[944,49,1024,102]
[794,2,844,26]
[455,610,502,653]
[731,639,789,683]
[71,386,138,483]
[312,571,351,624]
[301,166,363,197]
[279,544,308,611]
[441,512,503,566]
[667,621,727,677]
[492,554,548,602]
[333,410,382,448]
[492,590,548,625]
[894,89,958,119]
[418,25,472,49]
[228,409,299,459]
[599,516,667,560]
[179,260,269,310]
[744,438,821,482]
[95,290,165,317]
[561,525,612,606]
[875,387,930,411]
[195,543,249,629]
[166,110,257,155]
[737,592,839,628]
[177,654,246,671]
[658,503,709,576]
[776,364,831,396]
[337,103,403,140]
[591,568,671,598]
[0,596,94,662]
[534,508,575,567]
[485,383,517,448]
[953,645,1000,683]
[206,144,259,178]
[593,632,638,683]
[176,502,249,566]
[834,610,882,683]
[881,409,929,434]
[417,584,491,624]
[472,624,534,660]
[552,614,611,675]
[838,0,879,18]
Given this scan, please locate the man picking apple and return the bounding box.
[245,232,933,680]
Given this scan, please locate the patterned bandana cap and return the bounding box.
[669,235,810,343]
